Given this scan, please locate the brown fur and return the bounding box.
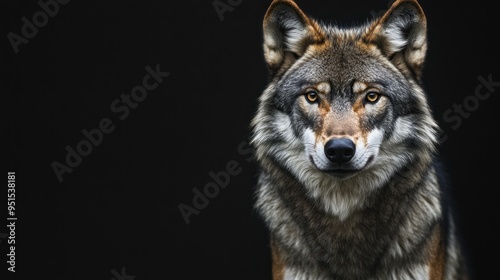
[428,224,446,280]
[271,239,285,280]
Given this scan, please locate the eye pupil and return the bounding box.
[306,91,318,103]
[366,92,379,103]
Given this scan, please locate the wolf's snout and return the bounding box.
[324,138,356,164]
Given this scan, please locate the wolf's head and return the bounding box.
[251,0,440,210]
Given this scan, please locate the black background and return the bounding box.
[2,0,499,279]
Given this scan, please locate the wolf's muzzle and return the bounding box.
[324,138,356,164]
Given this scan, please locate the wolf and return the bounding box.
[249,0,469,279]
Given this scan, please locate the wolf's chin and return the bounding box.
[325,170,360,180]
[310,161,360,181]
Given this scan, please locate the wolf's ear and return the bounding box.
[263,0,325,76]
[366,0,427,81]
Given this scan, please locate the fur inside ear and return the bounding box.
[366,0,427,80]
[263,0,324,76]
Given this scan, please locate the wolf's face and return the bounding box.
[272,42,421,180]
[252,0,439,188]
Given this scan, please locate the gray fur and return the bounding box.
[250,0,469,279]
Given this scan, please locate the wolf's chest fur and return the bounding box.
[256,163,443,279]
[250,0,468,279]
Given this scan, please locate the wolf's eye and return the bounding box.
[305,91,319,103]
[365,92,380,103]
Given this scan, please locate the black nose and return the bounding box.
[324,138,356,164]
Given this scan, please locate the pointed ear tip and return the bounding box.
[264,0,289,18]
[264,0,309,28]
[266,0,296,9]
[392,0,426,15]
[270,0,298,5]
[393,0,423,6]
[266,0,301,13]
[378,0,426,28]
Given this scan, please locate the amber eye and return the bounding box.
[365,91,380,103]
[305,91,319,103]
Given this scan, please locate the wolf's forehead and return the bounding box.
[300,43,384,85]
[324,25,369,43]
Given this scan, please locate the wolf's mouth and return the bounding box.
[309,155,359,173]
[310,155,375,179]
